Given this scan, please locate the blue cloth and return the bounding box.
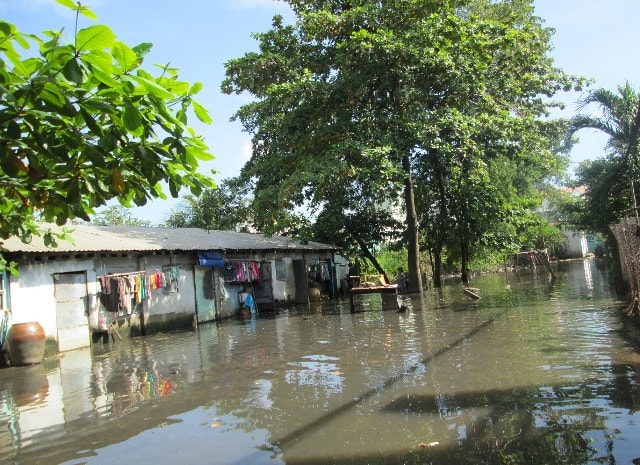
[243,294,257,313]
[197,251,224,267]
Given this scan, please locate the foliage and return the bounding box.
[0,0,215,272]
[296,200,404,279]
[222,0,581,288]
[165,178,252,231]
[371,247,408,278]
[409,1,579,284]
[566,82,640,236]
[92,205,151,227]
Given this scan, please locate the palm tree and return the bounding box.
[567,82,640,221]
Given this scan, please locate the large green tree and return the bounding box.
[416,114,572,285]
[0,0,215,271]
[222,0,580,292]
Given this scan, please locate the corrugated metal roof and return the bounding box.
[1,224,339,254]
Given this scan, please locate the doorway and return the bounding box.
[292,259,308,304]
[54,272,90,352]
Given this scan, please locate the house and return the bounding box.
[539,187,589,259]
[1,224,342,354]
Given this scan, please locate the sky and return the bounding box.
[2,0,639,224]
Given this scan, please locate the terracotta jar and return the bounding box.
[8,322,46,366]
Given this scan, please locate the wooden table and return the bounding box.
[349,285,399,312]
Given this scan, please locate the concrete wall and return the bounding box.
[7,248,339,353]
[561,228,589,259]
[8,252,199,349]
[9,257,96,343]
[271,257,297,303]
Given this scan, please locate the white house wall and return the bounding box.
[136,254,196,330]
[9,258,96,340]
[271,257,296,302]
[7,248,338,353]
[562,229,589,259]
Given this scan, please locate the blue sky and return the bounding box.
[3,0,639,224]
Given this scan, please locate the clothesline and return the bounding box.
[102,270,146,278]
[98,268,180,316]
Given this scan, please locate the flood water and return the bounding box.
[2,258,640,465]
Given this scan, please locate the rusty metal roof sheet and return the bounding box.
[1,224,338,254]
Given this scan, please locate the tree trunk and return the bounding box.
[402,154,423,294]
[460,233,469,284]
[432,245,443,288]
[431,152,448,288]
[352,235,390,284]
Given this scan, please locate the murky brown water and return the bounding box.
[2,259,640,465]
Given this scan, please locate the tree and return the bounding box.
[299,199,404,283]
[165,178,252,231]
[92,205,151,227]
[223,0,581,289]
[0,0,215,272]
[566,82,640,228]
[407,0,579,285]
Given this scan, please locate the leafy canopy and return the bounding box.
[0,0,215,271]
[566,82,640,235]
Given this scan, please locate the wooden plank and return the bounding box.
[463,288,481,300]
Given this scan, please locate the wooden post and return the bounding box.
[536,249,556,280]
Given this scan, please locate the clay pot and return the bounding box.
[308,287,321,302]
[8,322,46,366]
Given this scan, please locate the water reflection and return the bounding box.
[1,259,640,465]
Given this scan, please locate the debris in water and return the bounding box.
[419,441,439,448]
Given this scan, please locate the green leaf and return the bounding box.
[188,81,203,95]
[7,120,21,139]
[0,21,12,37]
[38,80,77,116]
[123,97,143,136]
[80,49,113,72]
[4,49,29,76]
[191,99,212,124]
[76,25,115,52]
[62,57,83,84]
[89,63,120,88]
[132,42,153,57]
[130,74,174,99]
[58,228,77,245]
[78,6,98,21]
[80,108,103,135]
[112,41,139,72]
[55,0,77,10]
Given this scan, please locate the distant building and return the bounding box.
[539,187,589,259]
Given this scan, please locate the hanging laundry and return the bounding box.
[236,261,248,283]
[243,293,257,313]
[99,275,111,294]
[134,275,142,304]
[251,261,260,282]
[224,263,236,282]
[218,277,230,300]
[98,272,148,315]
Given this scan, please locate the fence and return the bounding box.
[610,217,640,316]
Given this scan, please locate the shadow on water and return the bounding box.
[2,259,640,465]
